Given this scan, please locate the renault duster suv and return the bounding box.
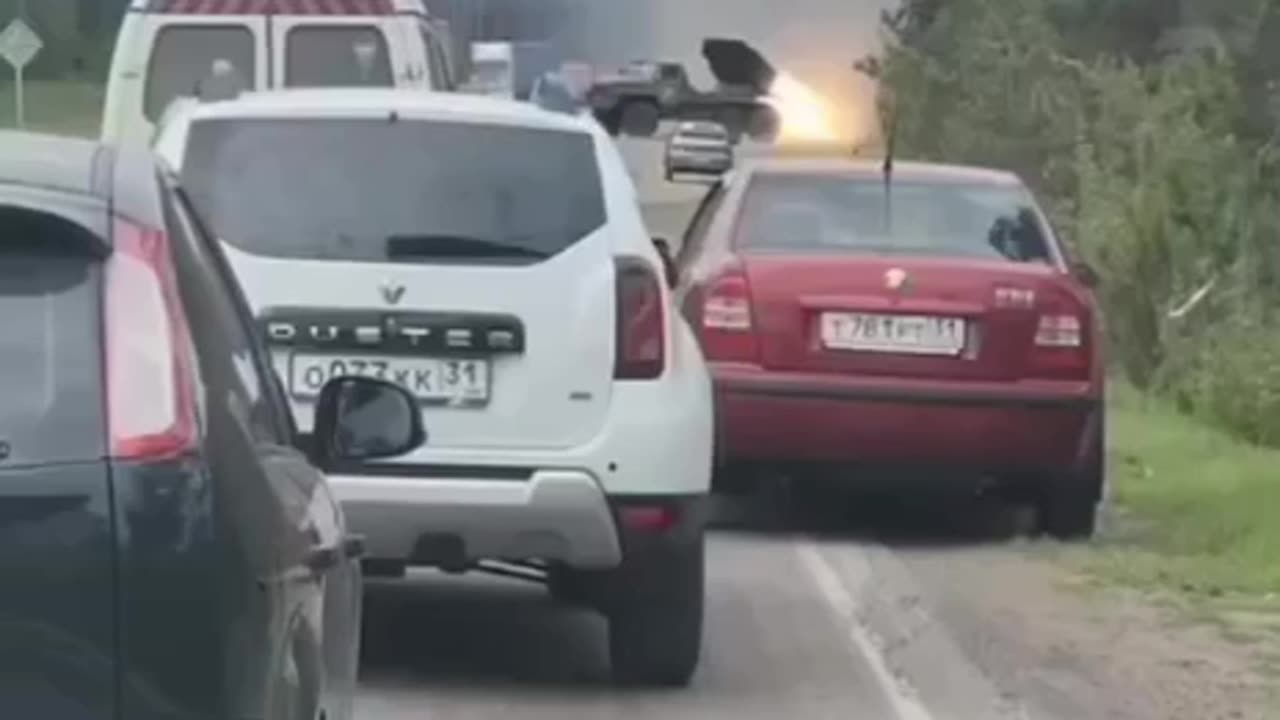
[155,88,715,686]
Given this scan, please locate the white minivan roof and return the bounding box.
[132,0,426,14]
[168,88,597,133]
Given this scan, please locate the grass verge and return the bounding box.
[1074,384,1280,683]
[1096,385,1280,597]
[0,79,102,137]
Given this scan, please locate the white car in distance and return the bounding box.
[154,88,714,687]
[664,120,734,182]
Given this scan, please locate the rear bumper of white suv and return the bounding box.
[331,469,623,568]
[329,319,715,571]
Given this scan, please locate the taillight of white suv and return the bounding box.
[614,258,666,380]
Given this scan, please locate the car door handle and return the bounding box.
[303,544,342,574]
[305,534,366,574]
[257,534,364,587]
[342,534,367,561]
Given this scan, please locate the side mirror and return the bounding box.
[652,237,678,288]
[311,377,425,470]
[1071,261,1099,288]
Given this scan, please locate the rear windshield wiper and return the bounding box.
[385,234,548,260]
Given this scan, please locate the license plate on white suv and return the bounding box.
[820,312,966,356]
[289,353,490,405]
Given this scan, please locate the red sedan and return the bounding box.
[669,157,1105,538]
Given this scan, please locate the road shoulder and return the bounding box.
[892,540,1276,720]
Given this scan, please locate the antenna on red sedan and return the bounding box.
[881,94,898,235]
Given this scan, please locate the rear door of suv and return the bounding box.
[177,113,619,453]
[0,192,117,719]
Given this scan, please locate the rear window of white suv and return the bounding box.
[180,117,606,265]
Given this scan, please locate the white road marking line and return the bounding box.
[797,540,935,720]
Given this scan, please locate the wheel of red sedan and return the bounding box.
[1038,416,1105,540]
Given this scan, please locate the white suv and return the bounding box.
[154,88,714,686]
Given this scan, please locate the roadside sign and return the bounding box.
[0,17,42,128]
[0,18,40,69]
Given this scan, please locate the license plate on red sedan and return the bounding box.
[820,312,966,356]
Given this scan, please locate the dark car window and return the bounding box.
[285,26,393,87]
[736,173,1055,263]
[145,25,255,121]
[0,225,105,466]
[162,185,286,446]
[180,117,607,266]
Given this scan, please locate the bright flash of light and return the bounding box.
[769,72,838,142]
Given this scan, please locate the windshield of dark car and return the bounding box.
[736,173,1054,263]
[180,117,606,265]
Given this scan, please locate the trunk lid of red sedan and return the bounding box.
[722,168,1093,383]
[744,254,1059,381]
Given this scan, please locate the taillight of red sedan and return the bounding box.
[689,260,760,363]
[1028,288,1093,379]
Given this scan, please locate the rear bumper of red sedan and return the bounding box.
[712,363,1101,479]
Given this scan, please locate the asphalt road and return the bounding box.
[357,491,1038,720]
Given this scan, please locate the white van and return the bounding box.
[102,0,456,142]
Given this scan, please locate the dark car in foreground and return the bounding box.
[0,132,426,720]
[668,156,1105,538]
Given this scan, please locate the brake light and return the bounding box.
[1035,315,1083,347]
[1029,291,1091,378]
[697,262,760,362]
[614,258,666,380]
[105,219,200,460]
[618,504,679,534]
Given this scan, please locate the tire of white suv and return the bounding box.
[607,534,705,687]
